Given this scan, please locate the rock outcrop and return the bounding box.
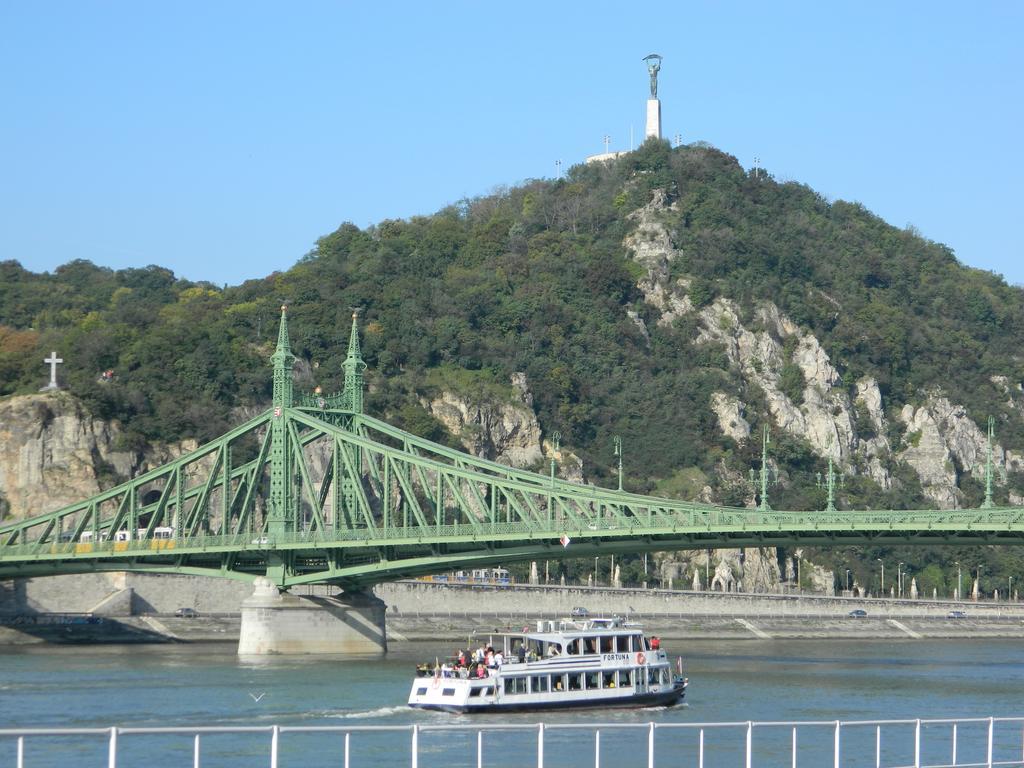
[657,548,783,594]
[0,393,136,521]
[898,393,1019,508]
[421,373,544,468]
[0,392,198,522]
[621,186,1022,511]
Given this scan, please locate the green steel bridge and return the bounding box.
[2,308,1022,591]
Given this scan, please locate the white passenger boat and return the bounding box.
[407,617,687,713]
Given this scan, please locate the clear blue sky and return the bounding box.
[2,2,1022,287]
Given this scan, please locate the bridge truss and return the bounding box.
[2,309,1023,590]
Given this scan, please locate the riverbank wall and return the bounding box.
[3,575,1024,644]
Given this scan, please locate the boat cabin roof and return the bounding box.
[473,616,645,644]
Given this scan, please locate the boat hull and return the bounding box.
[409,682,686,714]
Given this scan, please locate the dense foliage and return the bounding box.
[3,140,1024,591]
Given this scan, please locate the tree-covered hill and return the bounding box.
[3,139,1024,592]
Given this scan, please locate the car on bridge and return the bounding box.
[847,609,868,618]
[175,607,198,618]
[570,607,589,618]
[947,610,967,619]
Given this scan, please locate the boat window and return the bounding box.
[584,637,597,654]
[568,673,582,691]
[646,668,657,685]
[553,675,565,692]
[660,669,670,685]
[504,677,528,695]
[600,636,614,653]
[584,672,599,690]
[442,688,456,697]
[602,672,616,689]
[416,687,428,696]
[530,675,549,693]
[623,669,635,687]
[469,688,482,698]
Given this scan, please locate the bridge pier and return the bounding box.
[237,577,387,655]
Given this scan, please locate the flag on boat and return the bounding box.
[559,534,571,548]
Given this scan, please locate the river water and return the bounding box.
[2,638,1023,767]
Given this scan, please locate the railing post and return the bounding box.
[698,729,704,768]
[595,729,600,768]
[988,717,995,768]
[108,727,118,768]
[834,721,841,768]
[193,733,201,768]
[876,725,881,768]
[478,730,483,768]
[792,726,797,768]
[16,736,24,768]
[952,723,958,766]
[345,732,351,768]
[746,721,753,768]
[412,724,419,768]
[537,722,544,768]
[271,725,279,768]
[649,722,656,768]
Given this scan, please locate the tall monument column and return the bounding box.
[643,53,663,140]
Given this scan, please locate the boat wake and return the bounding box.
[329,705,409,720]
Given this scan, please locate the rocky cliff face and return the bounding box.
[0,393,133,521]
[0,392,196,522]
[624,188,1020,511]
[420,373,545,469]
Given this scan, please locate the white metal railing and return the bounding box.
[3,717,1024,768]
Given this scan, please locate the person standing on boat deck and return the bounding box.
[651,636,661,651]
[494,650,504,668]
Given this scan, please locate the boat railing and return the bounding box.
[3,715,1024,768]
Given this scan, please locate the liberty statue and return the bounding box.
[643,54,663,98]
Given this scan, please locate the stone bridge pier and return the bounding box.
[238,578,387,655]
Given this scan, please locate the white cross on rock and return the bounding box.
[41,351,63,391]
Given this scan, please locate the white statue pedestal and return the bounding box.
[646,99,661,140]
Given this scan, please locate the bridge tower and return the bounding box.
[340,310,366,414]
[268,305,295,538]
[338,312,367,528]
[238,307,386,656]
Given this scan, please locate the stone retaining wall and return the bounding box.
[373,581,1024,619]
